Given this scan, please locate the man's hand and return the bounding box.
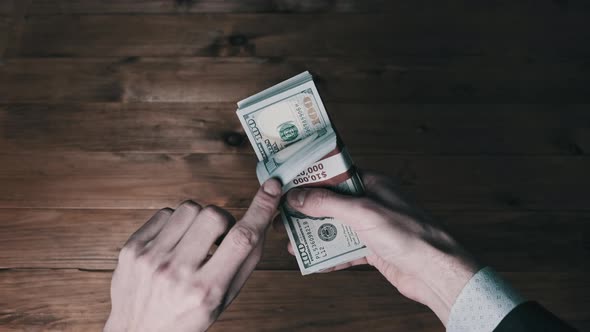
[285,172,481,325]
[104,179,282,332]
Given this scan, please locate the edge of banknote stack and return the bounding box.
[236,71,370,275]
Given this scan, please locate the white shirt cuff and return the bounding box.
[447,267,525,332]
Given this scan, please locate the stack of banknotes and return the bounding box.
[236,71,370,275]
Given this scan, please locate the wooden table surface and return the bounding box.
[1,1,589,331]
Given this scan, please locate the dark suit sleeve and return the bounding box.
[494,301,577,332]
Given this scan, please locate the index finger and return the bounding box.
[201,179,282,287]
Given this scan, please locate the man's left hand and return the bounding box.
[104,179,282,332]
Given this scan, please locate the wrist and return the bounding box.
[412,236,481,324]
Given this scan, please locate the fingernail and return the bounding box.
[288,188,306,207]
[263,178,281,196]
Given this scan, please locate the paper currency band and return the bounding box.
[282,145,356,191]
[256,127,337,187]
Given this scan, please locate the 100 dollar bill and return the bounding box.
[236,72,369,274]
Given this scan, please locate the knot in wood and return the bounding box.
[229,35,248,47]
[224,132,245,147]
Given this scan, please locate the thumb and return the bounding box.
[286,187,384,231]
[239,178,283,232]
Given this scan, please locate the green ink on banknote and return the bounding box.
[278,122,299,142]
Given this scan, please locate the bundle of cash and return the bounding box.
[236,71,369,275]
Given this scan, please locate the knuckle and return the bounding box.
[179,200,202,213]
[157,207,174,217]
[200,206,230,232]
[190,281,224,310]
[134,250,158,272]
[167,258,195,277]
[189,284,208,305]
[228,225,259,251]
[206,286,225,307]
[153,260,181,283]
[118,243,138,261]
[252,193,277,215]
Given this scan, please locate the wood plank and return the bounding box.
[9,14,590,58]
[0,152,589,210]
[25,0,590,14]
[0,270,434,331]
[0,103,246,154]
[0,1,30,61]
[0,209,587,272]
[25,0,395,14]
[1,103,588,155]
[0,270,587,331]
[0,17,10,58]
[1,58,589,103]
[0,58,123,102]
[0,1,12,15]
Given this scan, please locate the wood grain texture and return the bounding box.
[0,1,12,15]
[0,152,589,210]
[0,17,11,58]
[8,13,590,58]
[26,0,590,14]
[26,0,395,14]
[1,1,589,330]
[1,58,589,103]
[0,270,587,331]
[0,0,29,61]
[0,209,587,272]
[1,103,588,155]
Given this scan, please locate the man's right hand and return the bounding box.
[285,171,481,325]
